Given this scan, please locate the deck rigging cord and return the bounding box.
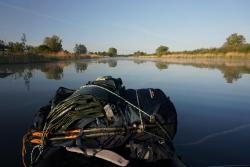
[79,84,172,140]
[24,84,173,166]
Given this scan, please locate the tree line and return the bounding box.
[89,48,117,57]
[176,33,250,55]
[6,34,64,53]
[1,34,118,57]
[133,33,250,56]
[1,33,250,57]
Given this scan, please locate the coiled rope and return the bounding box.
[27,84,172,166]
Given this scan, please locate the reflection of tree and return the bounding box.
[0,62,70,81]
[0,62,73,90]
[75,62,88,73]
[0,65,33,90]
[133,59,145,64]
[97,59,117,68]
[1,59,250,86]
[23,70,32,91]
[223,71,241,83]
[221,65,248,83]
[108,59,117,68]
[97,59,108,64]
[41,64,64,80]
[155,61,168,70]
[191,63,248,83]
[0,72,13,78]
[151,58,250,83]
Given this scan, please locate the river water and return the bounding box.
[0,57,250,166]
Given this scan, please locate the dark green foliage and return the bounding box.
[43,35,63,52]
[94,51,108,56]
[156,45,169,55]
[237,44,250,52]
[223,33,246,48]
[133,51,147,56]
[107,47,117,57]
[8,42,25,52]
[26,45,35,52]
[37,45,51,52]
[74,44,87,54]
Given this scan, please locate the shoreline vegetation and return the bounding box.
[1,33,250,64]
[0,34,116,64]
[136,51,250,59]
[133,33,250,59]
[0,52,103,64]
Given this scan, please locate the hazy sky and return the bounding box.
[0,0,250,54]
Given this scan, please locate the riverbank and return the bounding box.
[0,52,103,64]
[132,56,250,83]
[136,52,250,59]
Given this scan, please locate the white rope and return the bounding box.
[135,89,144,127]
[30,145,42,167]
[32,83,171,166]
[79,84,172,140]
[80,84,151,118]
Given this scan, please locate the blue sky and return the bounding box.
[0,0,250,54]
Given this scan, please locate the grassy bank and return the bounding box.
[0,52,103,64]
[136,52,250,59]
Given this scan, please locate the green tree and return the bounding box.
[26,45,35,52]
[133,51,147,56]
[107,47,117,57]
[156,45,169,55]
[74,44,87,54]
[223,33,246,48]
[8,42,24,52]
[238,44,250,52]
[43,35,62,52]
[37,44,51,52]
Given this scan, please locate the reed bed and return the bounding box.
[137,52,250,59]
[0,52,103,64]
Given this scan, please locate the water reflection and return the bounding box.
[75,62,88,73]
[0,58,250,90]
[0,62,70,90]
[154,61,168,70]
[40,63,65,80]
[177,59,250,83]
[97,59,117,67]
[134,58,250,83]
[23,71,32,91]
[1,58,250,167]
[133,59,146,64]
[0,72,13,78]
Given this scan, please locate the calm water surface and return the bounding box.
[0,58,250,166]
